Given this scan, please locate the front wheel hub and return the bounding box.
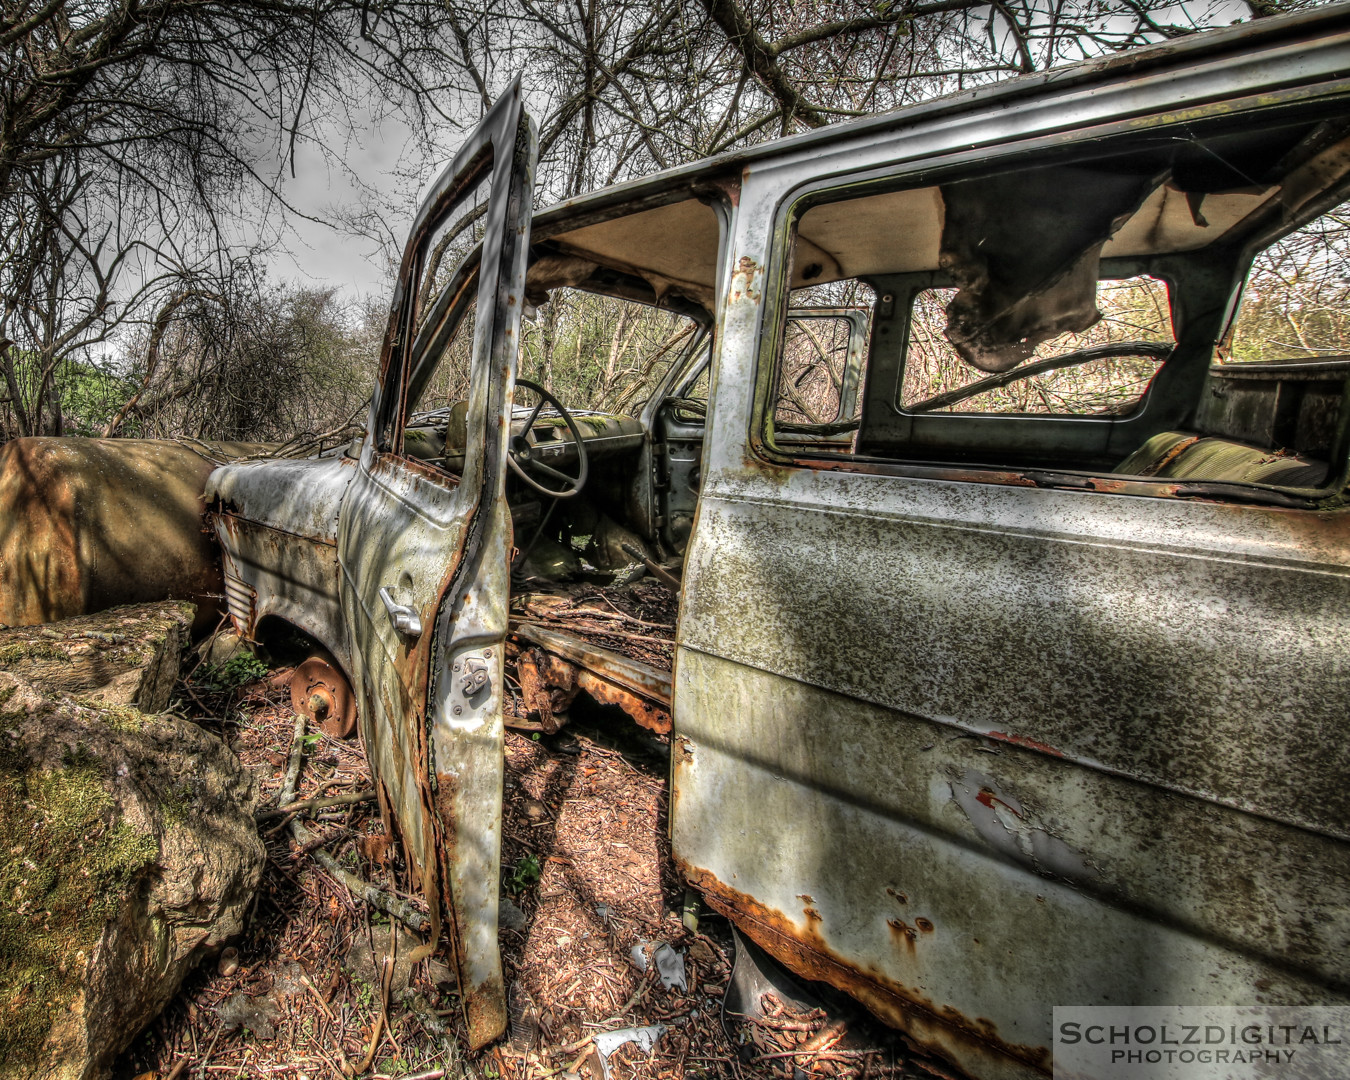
[290,656,357,739]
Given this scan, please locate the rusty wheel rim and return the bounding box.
[290,656,357,739]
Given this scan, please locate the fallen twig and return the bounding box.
[258,789,376,820]
[277,712,307,807]
[355,931,398,1075]
[289,817,429,932]
[798,1018,848,1056]
[197,1025,224,1076]
[380,928,403,1060]
[369,1071,446,1080]
[354,998,386,1075]
[741,1014,820,1033]
[278,710,429,932]
[751,1048,880,1063]
[299,972,337,1023]
[513,617,674,647]
[575,597,674,631]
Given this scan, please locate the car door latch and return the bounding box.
[378,587,423,636]
[460,656,492,696]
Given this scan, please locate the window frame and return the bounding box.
[747,108,1350,507]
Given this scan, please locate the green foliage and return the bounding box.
[504,853,541,896]
[0,350,127,440]
[353,976,376,1009]
[197,651,269,690]
[57,358,126,436]
[0,641,67,666]
[80,701,145,735]
[158,783,195,825]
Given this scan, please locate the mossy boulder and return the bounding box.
[0,605,264,1080]
[0,602,195,713]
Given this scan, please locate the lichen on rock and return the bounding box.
[0,602,264,1080]
[0,725,158,1072]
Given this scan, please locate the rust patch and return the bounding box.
[0,438,227,633]
[680,861,1051,1077]
[576,670,672,734]
[916,918,935,933]
[515,647,579,733]
[513,623,671,708]
[290,655,358,738]
[432,770,472,1038]
[730,255,762,304]
[887,918,917,949]
[436,764,507,1050]
[692,174,741,209]
[986,731,1066,758]
[975,788,1021,816]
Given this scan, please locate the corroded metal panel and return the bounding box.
[0,437,261,633]
[514,622,673,705]
[668,16,1350,1079]
[208,455,355,544]
[208,455,358,669]
[215,515,352,674]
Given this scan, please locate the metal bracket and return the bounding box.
[461,656,492,696]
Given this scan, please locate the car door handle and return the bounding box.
[378,587,423,636]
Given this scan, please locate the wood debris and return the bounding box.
[118,648,950,1080]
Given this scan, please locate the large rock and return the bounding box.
[0,602,264,1079]
[0,602,196,714]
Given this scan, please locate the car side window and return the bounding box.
[762,111,1350,499]
[1224,200,1350,364]
[898,276,1172,416]
[774,307,870,426]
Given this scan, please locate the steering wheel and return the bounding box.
[506,379,590,499]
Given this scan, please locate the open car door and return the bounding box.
[336,82,535,1049]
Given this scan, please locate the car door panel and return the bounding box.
[337,81,535,1049]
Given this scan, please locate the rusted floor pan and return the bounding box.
[505,585,675,734]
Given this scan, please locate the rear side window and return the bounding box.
[1224,200,1350,363]
[760,112,1350,497]
[899,277,1172,416]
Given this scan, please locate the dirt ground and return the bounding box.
[114,648,948,1080]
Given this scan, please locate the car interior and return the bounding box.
[350,104,1350,732]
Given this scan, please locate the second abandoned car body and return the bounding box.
[206,10,1350,1078]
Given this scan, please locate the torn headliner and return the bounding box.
[546,199,720,308]
[540,176,1287,302]
[538,122,1350,312]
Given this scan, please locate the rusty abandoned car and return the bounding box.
[3,5,1350,1078]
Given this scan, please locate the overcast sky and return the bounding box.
[270,122,415,302]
